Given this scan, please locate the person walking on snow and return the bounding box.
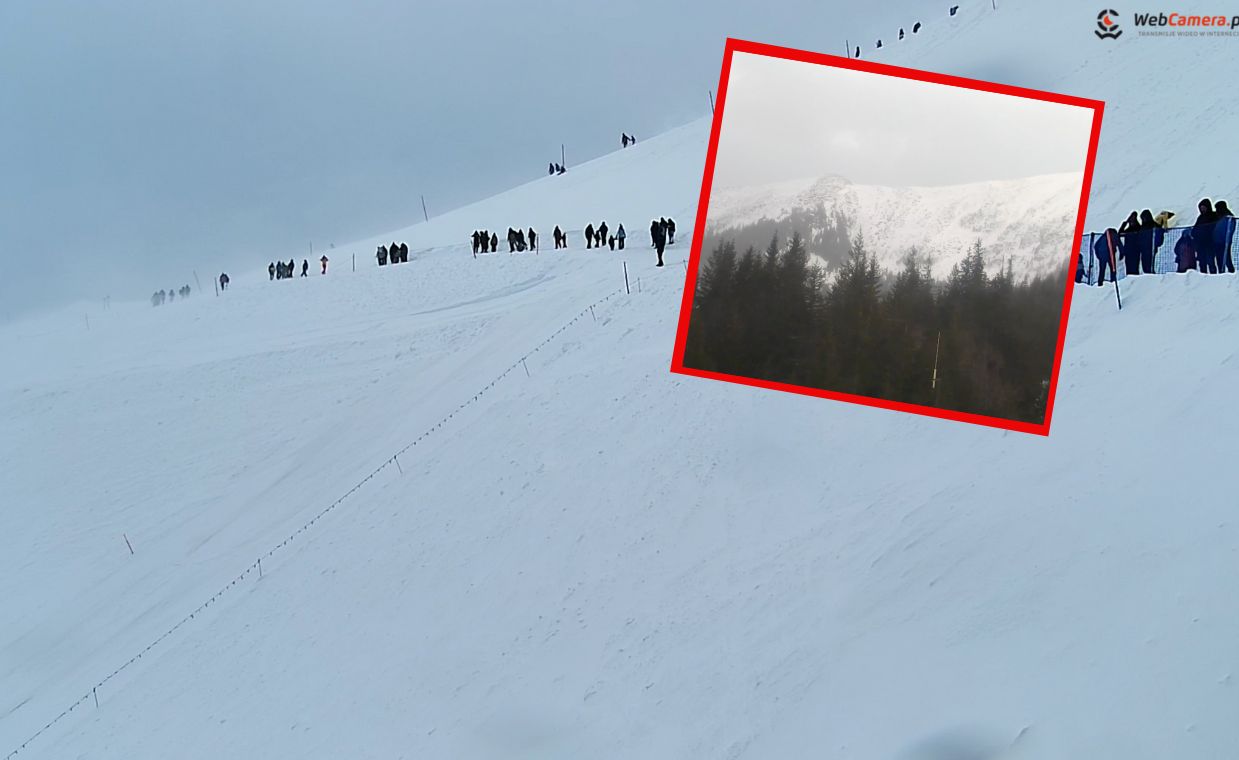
[320,255,329,274]
[1093,227,1122,286]
[1193,199,1219,273]
[598,221,609,247]
[585,223,595,249]
[528,227,538,252]
[616,224,626,250]
[651,218,667,267]
[1215,200,1236,273]
[667,218,676,245]
[301,259,309,277]
[490,232,498,252]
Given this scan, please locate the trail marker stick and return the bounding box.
[123,533,134,555]
[623,261,630,294]
[1104,232,1123,310]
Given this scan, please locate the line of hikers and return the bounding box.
[150,285,192,307]
[621,133,637,148]
[470,228,540,254]
[269,256,329,280]
[271,259,307,279]
[547,162,566,175]
[584,221,626,250]
[1083,198,1236,285]
[377,241,409,266]
[469,217,677,263]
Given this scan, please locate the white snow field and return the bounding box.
[4,2,1239,758]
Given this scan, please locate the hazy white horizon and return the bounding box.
[711,51,1096,190]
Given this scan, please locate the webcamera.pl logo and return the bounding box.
[1096,9,1122,38]
[1101,9,1239,38]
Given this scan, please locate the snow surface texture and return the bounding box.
[4,1,1239,758]
[705,172,1084,278]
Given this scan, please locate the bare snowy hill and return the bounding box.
[705,172,1084,277]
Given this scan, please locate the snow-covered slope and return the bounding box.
[4,1,1239,758]
[706,172,1083,277]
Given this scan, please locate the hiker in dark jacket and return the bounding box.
[1138,209,1163,274]
[516,228,527,252]
[378,245,389,265]
[667,218,676,244]
[470,232,479,255]
[269,262,276,280]
[400,242,409,263]
[549,162,555,175]
[585,223,595,249]
[1175,231,1198,273]
[616,223,626,250]
[1215,200,1236,273]
[553,225,564,249]
[490,232,499,252]
[1193,199,1218,272]
[1093,227,1122,285]
[507,228,517,253]
[651,218,667,266]
[528,227,537,252]
[219,272,229,290]
[1118,211,1141,275]
[301,259,309,277]
[598,221,609,246]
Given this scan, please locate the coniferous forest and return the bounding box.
[682,230,1070,424]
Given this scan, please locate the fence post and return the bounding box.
[258,558,263,579]
[1088,232,1095,284]
[123,533,134,555]
[93,687,99,708]
[623,262,630,294]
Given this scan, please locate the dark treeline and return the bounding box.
[683,230,1068,424]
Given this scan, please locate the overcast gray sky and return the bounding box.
[0,0,1077,320]
[712,51,1095,190]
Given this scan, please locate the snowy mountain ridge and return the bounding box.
[705,171,1085,278]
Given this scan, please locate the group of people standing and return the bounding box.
[583,221,626,250]
[271,259,307,279]
[377,241,409,266]
[1084,198,1236,285]
[650,217,675,267]
[621,133,637,148]
[150,284,192,307]
[1177,199,1236,274]
[547,163,566,175]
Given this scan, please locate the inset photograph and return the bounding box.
[672,39,1103,435]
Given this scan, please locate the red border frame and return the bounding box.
[670,37,1105,437]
